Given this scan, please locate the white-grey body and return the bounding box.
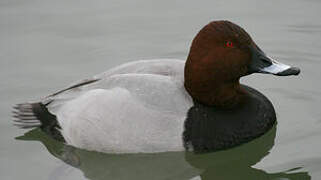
[42,59,193,153]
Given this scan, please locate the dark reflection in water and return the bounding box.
[185,126,310,180]
[17,126,310,180]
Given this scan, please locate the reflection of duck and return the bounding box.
[17,126,310,180]
[17,129,201,180]
[185,126,310,180]
[13,20,300,153]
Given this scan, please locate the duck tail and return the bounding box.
[13,103,42,129]
[12,102,57,129]
[13,102,65,141]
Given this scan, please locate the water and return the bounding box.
[1,0,321,179]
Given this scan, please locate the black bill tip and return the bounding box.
[276,67,300,76]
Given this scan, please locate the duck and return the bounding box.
[13,20,300,153]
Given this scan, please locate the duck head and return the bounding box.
[184,20,300,107]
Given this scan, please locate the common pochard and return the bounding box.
[13,20,300,153]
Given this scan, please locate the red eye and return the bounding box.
[226,41,233,47]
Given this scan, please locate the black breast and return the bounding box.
[183,85,276,153]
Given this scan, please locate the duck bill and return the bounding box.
[248,45,300,76]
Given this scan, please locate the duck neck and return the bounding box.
[184,62,247,108]
[185,79,246,108]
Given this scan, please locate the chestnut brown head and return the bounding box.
[184,20,300,106]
